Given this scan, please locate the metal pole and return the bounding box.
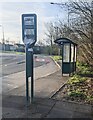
[67,4,70,38]
[0,25,5,50]
[3,27,5,51]
[2,26,5,44]
[50,2,70,35]
[69,43,71,76]
[31,48,34,102]
[26,76,29,101]
[73,45,75,73]
[26,47,30,104]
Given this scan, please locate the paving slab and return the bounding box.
[46,100,92,118]
[54,100,92,114]
[2,64,93,119]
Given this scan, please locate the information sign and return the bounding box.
[22,14,37,46]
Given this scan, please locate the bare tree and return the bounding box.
[45,22,54,46]
[45,0,93,63]
[45,22,60,55]
[51,0,93,65]
[67,0,93,66]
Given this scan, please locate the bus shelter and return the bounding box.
[54,38,77,76]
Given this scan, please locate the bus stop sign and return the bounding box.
[22,14,37,47]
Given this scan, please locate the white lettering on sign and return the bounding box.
[24,17,34,25]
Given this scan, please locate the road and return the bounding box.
[1,53,52,77]
[1,52,57,94]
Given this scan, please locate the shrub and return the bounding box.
[52,55,62,62]
[67,74,87,85]
[68,90,87,99]
[76,61,93,74]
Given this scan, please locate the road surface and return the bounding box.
[1,52,59,94]
[0,53,52,77]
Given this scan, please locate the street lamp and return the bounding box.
[0,25,5,51]
[51,2,70,55]
[50,2,70,29]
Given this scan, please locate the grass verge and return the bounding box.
[53,61,93,105]
[51,55,62,62]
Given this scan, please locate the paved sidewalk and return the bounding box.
[2,59,60,94]
[2,69,93,119]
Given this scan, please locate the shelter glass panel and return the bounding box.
[71,44,74,62]
[63,44,70,62]
[75,46,77,62]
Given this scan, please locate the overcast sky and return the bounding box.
[0,0,69,44]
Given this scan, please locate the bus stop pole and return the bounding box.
[26,47,30,104]
[31,48,34,102]
[26,76,29,101]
